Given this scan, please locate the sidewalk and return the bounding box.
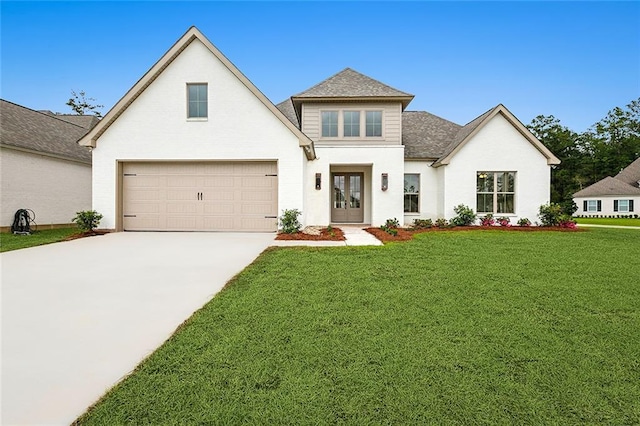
[271,226,383,247]
[577,224,640,230]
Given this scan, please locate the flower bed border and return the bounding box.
[275,227,346,241]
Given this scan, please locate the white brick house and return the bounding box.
[79,27,560,232]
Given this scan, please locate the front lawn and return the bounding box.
[575,217,640,227]
[0,228,80,252]
[76,229,640,424]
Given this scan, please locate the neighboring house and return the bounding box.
[573,157,640,217]
[79,27,560,232]
[0,100,94,230]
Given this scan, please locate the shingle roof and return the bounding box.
[614,157,640,186]
[54,114,100,130]
[402,111,461,159]
[292,68,414,99]
[574,176,640,197]
[0,99,91,163]
[275,98,299,129]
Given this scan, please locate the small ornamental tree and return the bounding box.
[72,210,103,232]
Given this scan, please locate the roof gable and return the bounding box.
[614,157,640,186]
[432,104,561,167]
[402,111,461,159]
[0,99,91,163]
[78,27,315,160]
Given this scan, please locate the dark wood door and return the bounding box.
[331,173,364,223]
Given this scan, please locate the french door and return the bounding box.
[331,173,364,223]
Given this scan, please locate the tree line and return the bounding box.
[527,98,640,212]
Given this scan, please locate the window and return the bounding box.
[321,111,338,137]
[343,111,360,137]
[366,111,382,137]
[187,84,207,118]
[477,172,515,214]
[404,174,420,213]
[584,200,601,212]
[614,199,634,212]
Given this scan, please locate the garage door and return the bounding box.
[122,162,278,232]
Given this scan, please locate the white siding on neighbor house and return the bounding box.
[301,102,402,145]
[1,148,91,227]
[440,113,551,223]
[403,161,439,225]
[574,196,640,217]
[91,38,305,230]
[304,145,405,226]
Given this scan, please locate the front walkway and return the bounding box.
[271,226,383,247]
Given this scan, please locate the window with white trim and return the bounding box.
[584,200,601,212]
[187,84,207,118]
[321,111,338,137]
[477,172,515,214]
[614,199,634,212]
[404,174,420,213]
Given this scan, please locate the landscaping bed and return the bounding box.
[275,226,345,241]
[367,225,583,243]
[62,229,111,241]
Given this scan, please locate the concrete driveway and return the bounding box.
[1,231,274,425]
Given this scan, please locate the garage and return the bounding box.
[122,162,278,232]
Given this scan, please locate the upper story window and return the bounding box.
[343,111,360,137]
[366,111,382,137]
[477,171,515,214]
[320,109,383,139]
[187,83,208,118]
[321,111,339,137]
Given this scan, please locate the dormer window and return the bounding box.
[321,111,338,137]
[366,111,382,137]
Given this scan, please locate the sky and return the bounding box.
[1,1,639,133]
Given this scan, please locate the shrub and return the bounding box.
[380,218,400,236]
[435,218,448,228]
[497,216,511,227]
[72,210,103,232]
[517,217,531,227]
[480,214,495,226]
[411,218,433,229]
[451,204,477,226]
[538,203,564,226]
[560,199,578,216]
[558,214,577,229]
[279,209,302,234]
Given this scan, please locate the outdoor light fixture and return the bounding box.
[315,173,321,190]
[381,173,388,191]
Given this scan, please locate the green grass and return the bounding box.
[575,217,640,227]
[0,228,80,252]
[76,229,640,425]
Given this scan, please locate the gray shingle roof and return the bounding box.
[574,176,640,197]
[614,157,640,186]
[275,98,299,129]
[54,114,100,130]
[292,68,414,99]
[402,111,461,159]
[1,99,91,163]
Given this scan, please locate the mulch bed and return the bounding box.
[63,229,111,241]
[366,225,583,243]
[276,227,346,241]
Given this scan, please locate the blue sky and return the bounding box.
[1,1,638,132]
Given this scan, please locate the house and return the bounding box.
[0,100,94,231]
[79,27,560,232]
[573,157,640,217]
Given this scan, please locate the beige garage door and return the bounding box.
[122,162,278,232]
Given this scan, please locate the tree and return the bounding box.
[66,90,104,117]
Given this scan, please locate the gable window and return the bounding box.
[477,171,515,214]
[404,174,420,213]
[343,111,360,137]
[321,111,339,137]
[584,200,601,212]
[187,84,208,118]
[614,199,634,212]
[366,111,382,137]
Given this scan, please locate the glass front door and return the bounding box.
[331,173,364,223]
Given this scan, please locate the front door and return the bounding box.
[331,173,364,223]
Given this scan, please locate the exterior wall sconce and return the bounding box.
[315,173,321,190]
[381,173,388,191]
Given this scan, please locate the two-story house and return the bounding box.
[80,27,560,232]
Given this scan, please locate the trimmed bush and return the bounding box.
[538,203,564,226]
[451,204,477,226]
[279,209,302,234]
[480,214,495,226]
[72,210,103,232]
